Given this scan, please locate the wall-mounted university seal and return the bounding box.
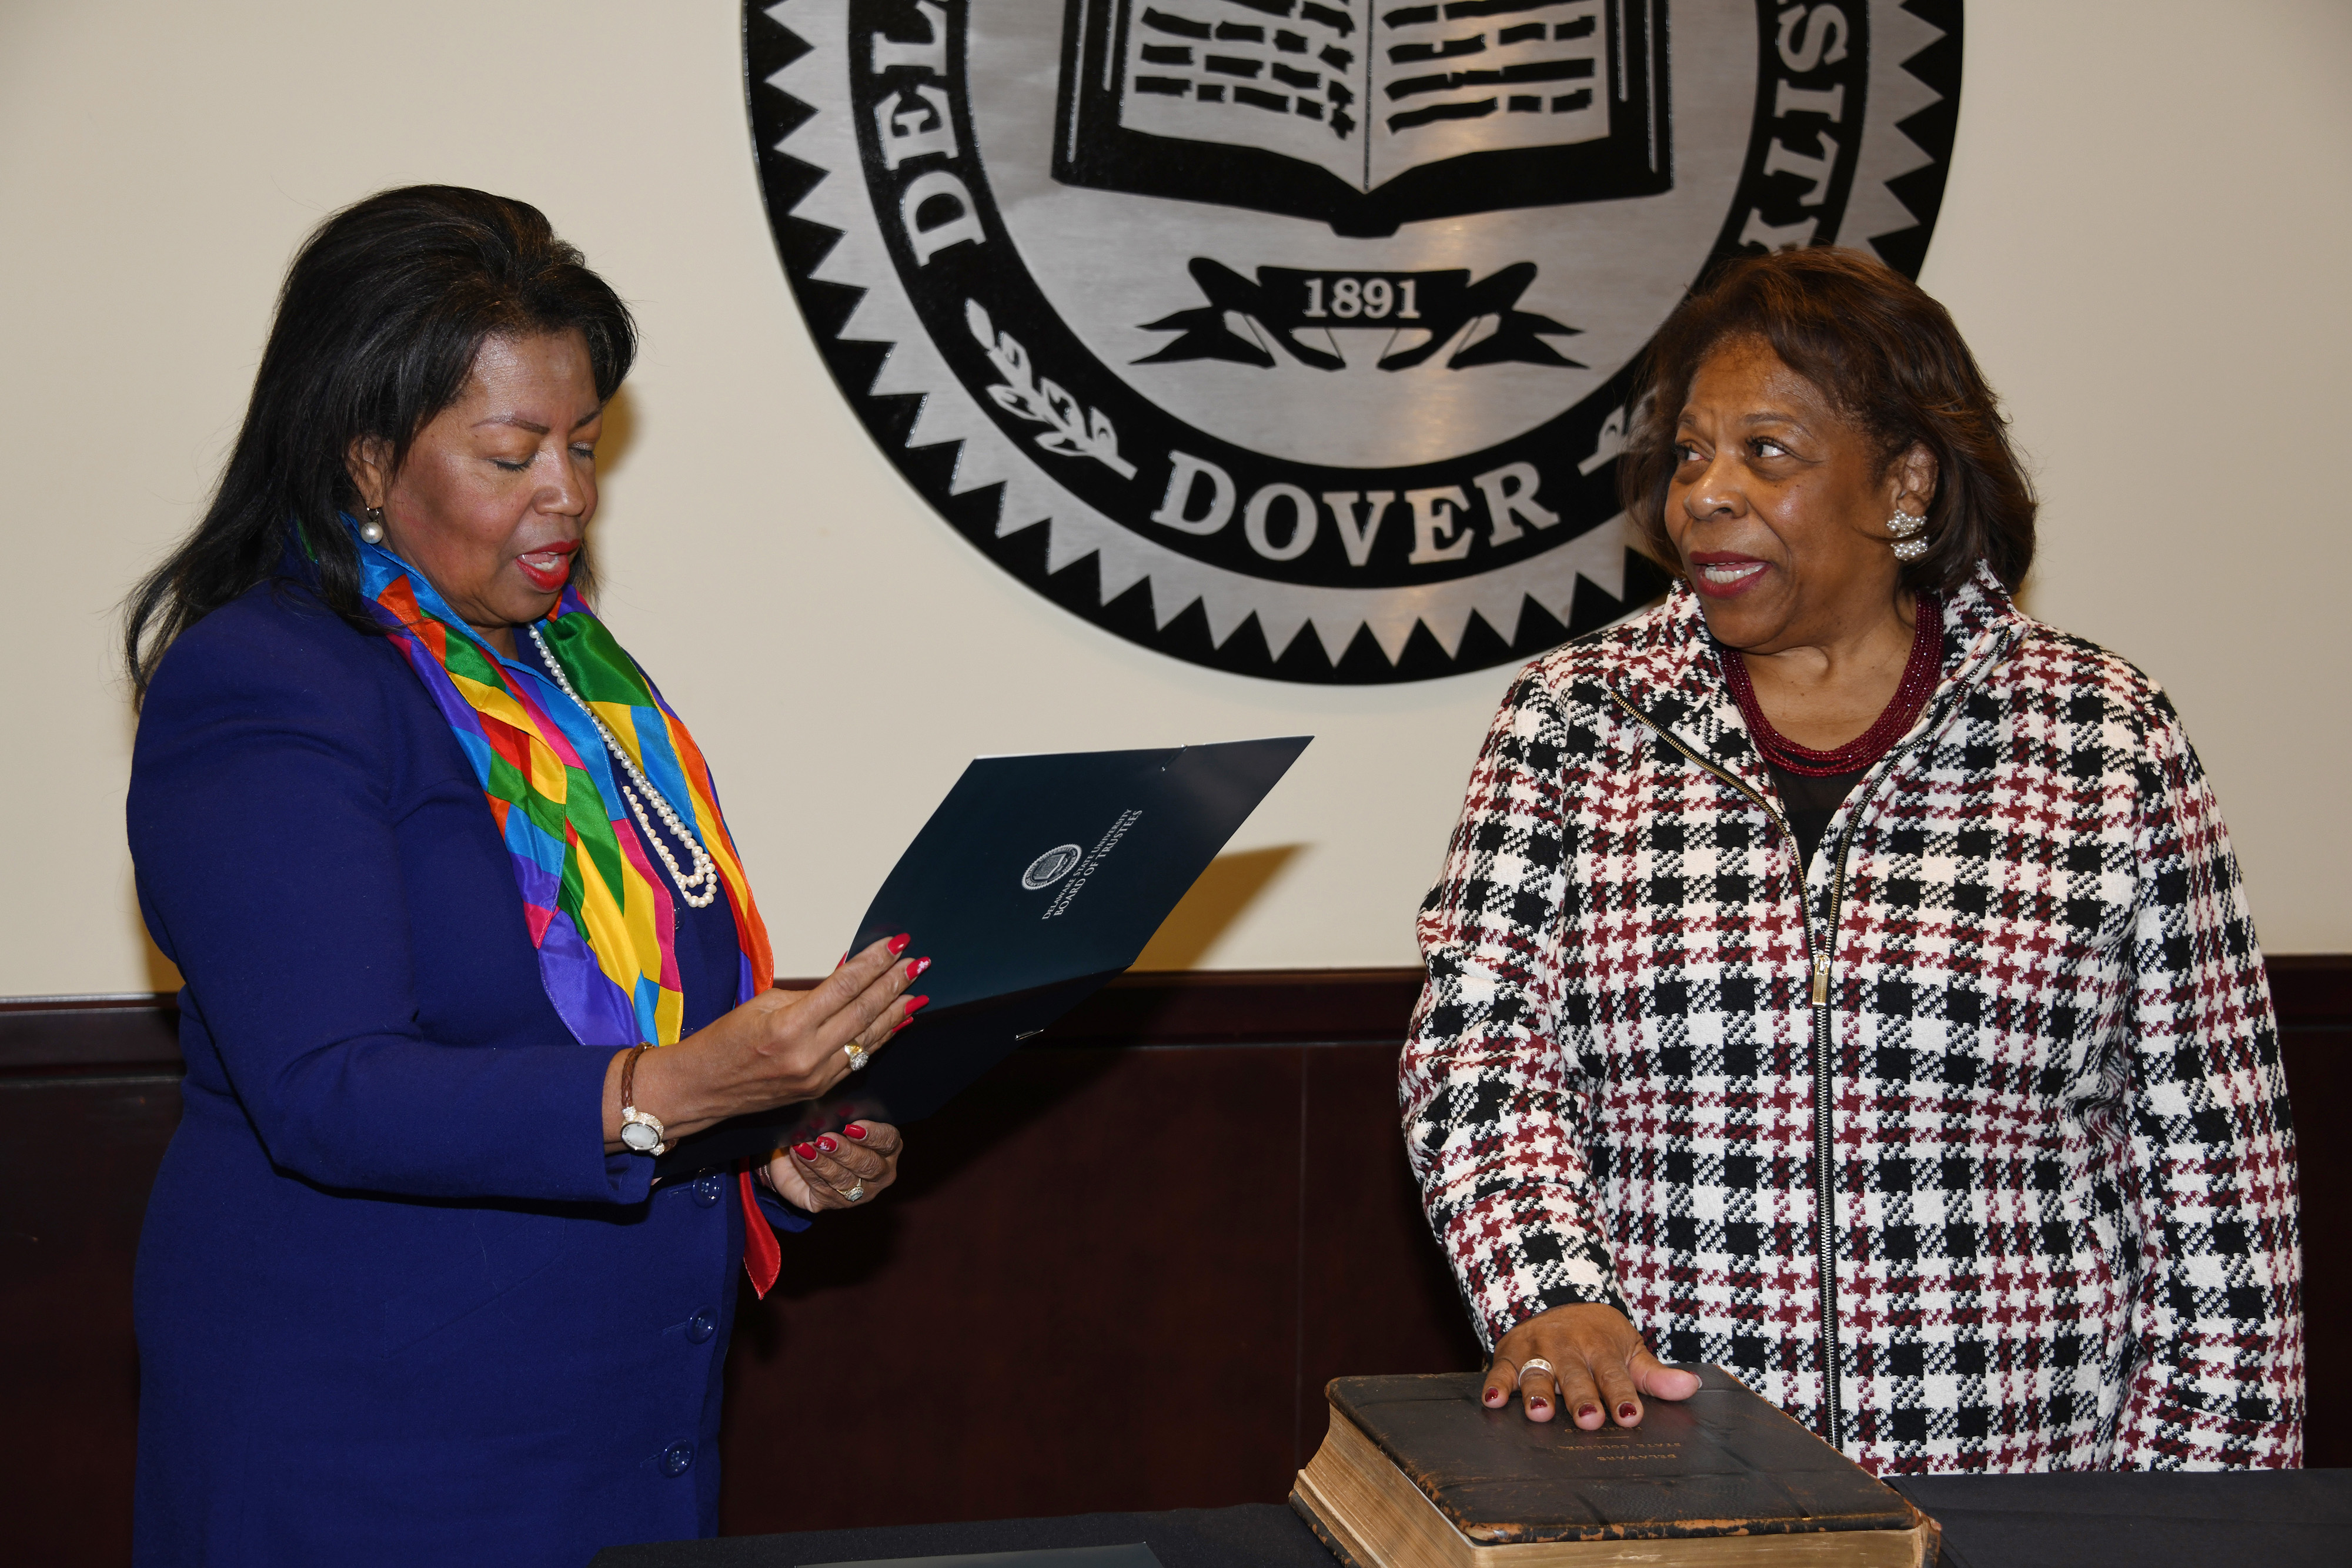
[745,0,1960,682]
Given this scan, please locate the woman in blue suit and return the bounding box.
[123,186,928,1564]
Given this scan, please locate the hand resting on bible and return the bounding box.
[1484,1303,1703,1429]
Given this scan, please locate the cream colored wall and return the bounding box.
[2,0,2345,999]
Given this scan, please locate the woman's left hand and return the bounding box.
[763,1121,903,1212]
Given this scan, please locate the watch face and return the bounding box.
[621,1119,662,1152]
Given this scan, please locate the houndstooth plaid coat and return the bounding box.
[1401,564,2302,1472]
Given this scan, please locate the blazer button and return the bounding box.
[687,1309,717,1345]
[693,1174,724,1207]
[661,1441,694,1477]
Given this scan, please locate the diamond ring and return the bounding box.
[844,1043,870,1071]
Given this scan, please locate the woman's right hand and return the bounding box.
[1482,1303,1702,1429]
[604,935,928,1148]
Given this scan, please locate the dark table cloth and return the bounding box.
[590,1507,1333,1568]
[592,1472,2350,1568]
[1889,1471,2349,1566]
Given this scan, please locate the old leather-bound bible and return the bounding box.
[1292,1372,1939,1568]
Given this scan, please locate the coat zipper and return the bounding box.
[1606,631,2013,1450]
[1604,692,1850,1433]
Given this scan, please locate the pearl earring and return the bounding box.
[359,507,386,544]
[1887,507,1928,563]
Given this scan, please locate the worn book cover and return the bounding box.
[1293,1370,1937,1568]
[1055,0,1671,235]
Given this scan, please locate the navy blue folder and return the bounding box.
[653,737,1309,1174]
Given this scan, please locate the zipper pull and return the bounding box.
[1810,955,1830,1007]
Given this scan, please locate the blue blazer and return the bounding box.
[126,572,803,1566]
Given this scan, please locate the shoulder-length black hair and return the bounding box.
[124,185,636,702]
[1618,246,2036,596]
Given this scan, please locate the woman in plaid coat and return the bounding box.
[1401,249,2301,1472]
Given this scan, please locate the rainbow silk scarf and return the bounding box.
[344,520,774,1052]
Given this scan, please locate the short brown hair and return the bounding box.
[1618,247,2036,594]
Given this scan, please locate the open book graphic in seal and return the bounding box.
[746,0,1963,682]
[1055,0,1671,236]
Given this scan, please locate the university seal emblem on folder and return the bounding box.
[744,0,1962,682]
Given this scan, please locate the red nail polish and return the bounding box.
[915,956,931,975]
[907,994,930,1010]
[817,1136,837,1153]
[906,959,923,979]
[793,1143,818,1160]
[1528,1397,1548,1412]
[845,1124,868,1140]
[892,1018,911,1032]
[887,934,911,955]
[1578,1405,1599,1420]
[1617,1403,1638,1421]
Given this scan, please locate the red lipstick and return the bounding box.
[515,540,577,593]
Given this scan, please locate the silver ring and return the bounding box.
[844,1043,870,1071]
[1516,1358,1558,1387]
[838,1182,865,1203]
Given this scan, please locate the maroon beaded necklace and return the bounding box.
[1719,594,1945,777]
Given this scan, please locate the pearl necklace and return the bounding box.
[526,622,720,909]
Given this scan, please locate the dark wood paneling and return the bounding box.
[11,957,2337,1062]
[0,995,181,1074]
[0,968,1434,1071]
[717,1041,1482,1533]
[726,1046,1304,1529]
[1038,969,1427,1047]
[0,1073,182,1566]
[0,961,2342,1559]
[1295,1046,1486,1449]
[2269,955,2352,1028]
[2276,966,2350,1468]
